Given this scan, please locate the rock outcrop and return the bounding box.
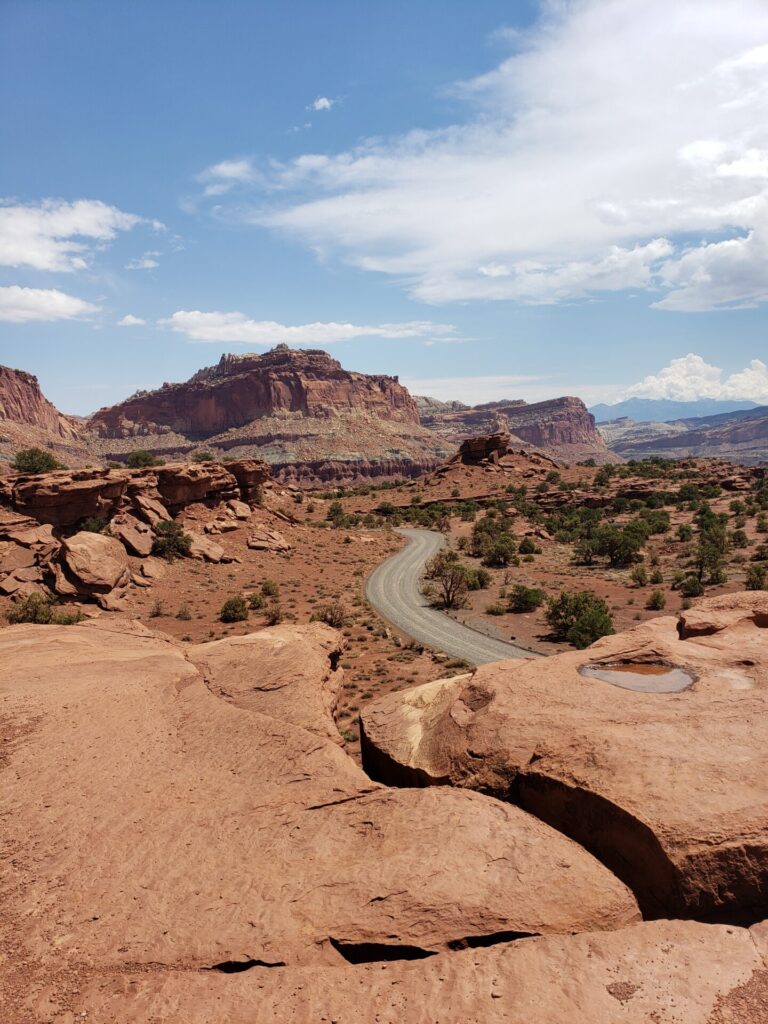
[360,593,768,922]
[0,618,640,1020]
[419,395,618,464]
[0,363,91,468]
[83,346,452,484]
[0,459,273,606]
[0,364,80,440]
[88,346,420,437]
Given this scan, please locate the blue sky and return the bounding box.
[1,0,767,414]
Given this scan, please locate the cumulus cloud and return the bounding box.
[125,250,161,271]
[207,0,768,309]
[0,285,99,323]
[311,96,335,111]
[0,199,145,272]
[117,314,146,326]
[159,310,457,345]
[624,353,768,402]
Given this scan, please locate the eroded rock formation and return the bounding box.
[419,395,619,464]
[0,618,640,1020]
[88,347,420,437]
[360,592,768,923]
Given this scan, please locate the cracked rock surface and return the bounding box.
[0,617,638,1022]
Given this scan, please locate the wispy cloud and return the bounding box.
[125,250,161,271]
[0,285,98,322]
[159,310,458,345]
[310,96,335,111]
[117,314,146,326]
[203,0,768,311]
[0,199,145,272]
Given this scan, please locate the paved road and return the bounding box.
[365,528,537,666]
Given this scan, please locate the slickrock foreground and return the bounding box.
[1,618,638,1022]
[361,593,768,922]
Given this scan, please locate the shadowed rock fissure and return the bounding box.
[205,959,286,973]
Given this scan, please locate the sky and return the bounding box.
[1,0,767,415]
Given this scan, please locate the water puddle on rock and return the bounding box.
[578,662,695,693]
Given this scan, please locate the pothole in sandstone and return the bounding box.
[578,661,695,693]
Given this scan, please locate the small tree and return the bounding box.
[152,521,192,561]
[545,591,614,649]
[423,550,468,609]
[12,447,62,474]
[220,596,248,622]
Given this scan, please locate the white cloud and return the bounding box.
[0,199,144,272]
[125,250,161,271]
[213,0,768,309]
[0,285,98,323]
[197,159,263,196]
[624,353,768,402]
[311,96,335,111]
[159,310,457,345]
[117,314,146,326]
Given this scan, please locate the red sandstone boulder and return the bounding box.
[360,593,768,922]
[0,619,639,1021]
[109,512,154,557]
[61,531,131,594]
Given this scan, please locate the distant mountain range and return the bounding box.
[598,404,768,464]
[589,398,759,423]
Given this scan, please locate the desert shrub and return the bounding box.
[465,567,491,591]
[629,565,648,587]
[80,515,109,533]
[5,593,83,625]
[192,450,215,462]
[220,595,248,623]
[677,524,693,542]
[731,529,749,549]
[645,590,667,610]
[745,564,766,591]
[264,601,284,625]
[485,602,506,616]
[152,520,192,561]
[247,591,265,610]
[149,599,166,618]
[261,579,280,599]
[310,601,348,628]
[127,449,162,469]
[518,536,540,555]
[176,603,192,620]
[545,591,614,649]
[650,569,664,585]
[12,447,62,474]
[508,584,546,613]
[679,575,705,598]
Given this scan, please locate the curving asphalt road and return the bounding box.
[365,527,537,666]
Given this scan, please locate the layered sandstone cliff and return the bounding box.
[0,363,92,468]
[88,345,420,438]
[418,395,617,464]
